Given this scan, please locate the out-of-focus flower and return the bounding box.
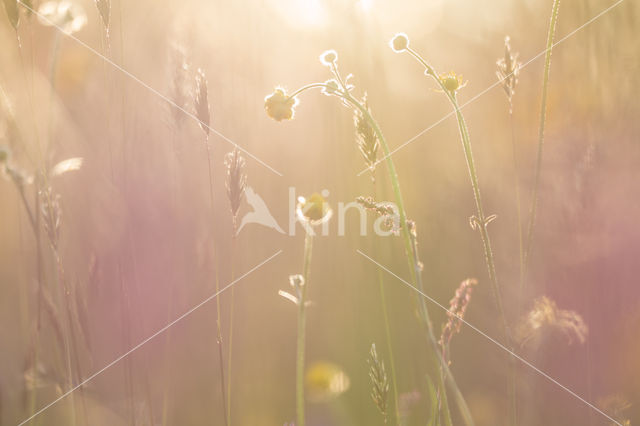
[390,33,409,52]
[264,87,299,122]
[306,361,350,402]
[37,1,87,34]
[296,193,332,225]
[517,296,588,348]
[0,144,10,167]
[319,49,337,66]
[438,71,467,93]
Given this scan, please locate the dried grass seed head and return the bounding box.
[368,343,389,419]
[194,67,210,136]
[224,148,247,224]
[496,36,521,104]
[517,296,588,348]
[354,93,379,176]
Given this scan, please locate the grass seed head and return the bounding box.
[224,148,247,231]
[368,343,389,421]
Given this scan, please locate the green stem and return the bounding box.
[204,137,229,426]
[405,46,513,424]
[227,237,237,424]
[373,182,400,426]
[341,93,473,426]
[523,0,561,277]
[296,232,314,426]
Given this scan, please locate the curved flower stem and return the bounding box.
[405,46,514,424]
[286,78,472,425]
[296,232,314,426]
[289,83,330,99]
[524,0,561,278]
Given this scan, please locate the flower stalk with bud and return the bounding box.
[265,50,472,425]
[278,193,332,426]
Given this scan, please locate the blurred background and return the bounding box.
[1,0,639,424]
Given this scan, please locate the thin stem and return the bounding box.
[523,0,561,278]
[509,110,525,296]
[204,136,229,426]
[372,181,400,425]
[339,92,473,425]
[289,83,329,98]
[405,46,513,424]
[226,237,237,424]
[296,232,314,426]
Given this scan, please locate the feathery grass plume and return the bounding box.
[516,296,588,348]
[194,68,210,137]
[224,148,247,233]
[368,343,389,422]
[496,36,520,112]
[94,0,109,30]
[2,0,19,30]
[354,93,379,180]
[439,279,478,366]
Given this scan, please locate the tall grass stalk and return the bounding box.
[524,0,561,277]
[205,137,229,426]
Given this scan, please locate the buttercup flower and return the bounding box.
[319,50,337,66]
[438,71,467,93]
[37,1,87,35]
[264,87,299,121]
[389,33,409,53]
[297,193,332,226]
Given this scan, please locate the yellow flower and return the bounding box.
[264,87,299,122]
[305,361,350,402]
[438,71,467,93]
[297,193,332,224]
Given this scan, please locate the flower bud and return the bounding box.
[390,33,409,52]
